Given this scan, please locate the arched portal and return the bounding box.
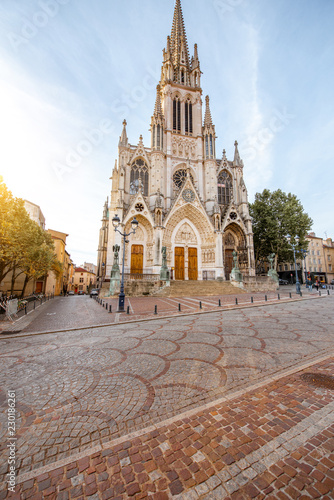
[223,223,248,279]
[163,205,215,280]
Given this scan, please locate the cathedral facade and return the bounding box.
[97,0,255,285]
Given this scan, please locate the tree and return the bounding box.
[0,178,62,296]
[249,189,313,270]
[0,178,33,284]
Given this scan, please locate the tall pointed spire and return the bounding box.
[170,0,190,70]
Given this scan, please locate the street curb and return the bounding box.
[0,294,329,340]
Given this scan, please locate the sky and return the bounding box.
[1,0,334,266]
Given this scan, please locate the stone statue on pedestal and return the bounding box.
[109,244,121,296]
[230,250,243,282]
[267,253,279,284]
[159,246,170,281]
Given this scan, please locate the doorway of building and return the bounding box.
[175,247,185,280]
[225,249,234,279]
[131,245,143,274]
[188,247,198,280]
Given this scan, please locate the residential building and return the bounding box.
[97,0,255,287]
[45,230,68,295]
[277,232,334,284]
[24,200,45,229]
[74,267,96,294]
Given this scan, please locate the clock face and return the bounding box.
[182,189,195,203]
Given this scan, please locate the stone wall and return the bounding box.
[240,276,278,292]
[124,280,167,297]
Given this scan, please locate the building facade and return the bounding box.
[45,229,68,296]
[73,267,96,294]
[277,232,334,284]
[98,0,255,284]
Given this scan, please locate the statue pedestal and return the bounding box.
[230,268,243,282]
[108,266,120,296]
[267,269,279,288]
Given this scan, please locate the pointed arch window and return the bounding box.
[185,99,193,135]
[157,124,160,148]
[217,170,233,205]
[173,97,181,133]
[152,125,156,149]
[130,158,149,196]
[205,136,209,158]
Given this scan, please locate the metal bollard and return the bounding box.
[328,290,330,295]
[278,294,280,300]
[251,297,253,303]
[154,305,157,315]
[319,291,321,296]
[109,304,112,313]
[265,295,267,302]
[235,298,238,305]
[289,292,292,298]
[34,300,36,310]
[218,299,221,307]
[127,306,130,314]
[199,301,202,309]
[25,305,27,315]
[178,303,181,312]
[300,291,303,297]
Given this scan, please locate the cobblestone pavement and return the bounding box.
[0,296,334,498]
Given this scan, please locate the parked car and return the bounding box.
[78,290,85,295]
[331,280,334,285]
[279,278,289,285]
[68,291,74,296]
[90,289,99,298]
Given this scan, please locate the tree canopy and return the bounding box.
[0,178,62,295]
[249,189,313,269]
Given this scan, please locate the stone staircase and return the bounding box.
[154,280,247,297]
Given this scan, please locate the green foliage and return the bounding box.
[0,179,62,293]
[249,189,313,268]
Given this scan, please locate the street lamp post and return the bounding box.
[301,249,308,287]
[287,234,301,294]
[112,214,139,311]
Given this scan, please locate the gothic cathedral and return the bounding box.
[97,0,255,285]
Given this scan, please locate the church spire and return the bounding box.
[170,0,190,70]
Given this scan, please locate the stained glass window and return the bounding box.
[130,159,149,196]
[217,170,232,205]
[173,169,194,189]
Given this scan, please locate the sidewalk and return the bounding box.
[4,355,334,499]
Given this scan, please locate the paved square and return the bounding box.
[1,296,334,498]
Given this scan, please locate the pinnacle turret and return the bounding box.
[204,95,213,127]
[234,140,241,166]
[119,120,128,147]
[154,85,163,117]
